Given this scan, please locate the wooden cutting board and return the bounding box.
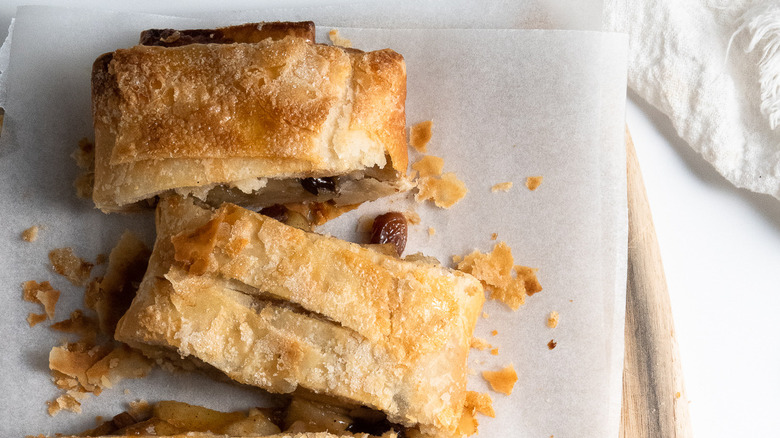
[620,129,693,438]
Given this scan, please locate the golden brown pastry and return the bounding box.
[91,23,409,212]
[114,196,484,436]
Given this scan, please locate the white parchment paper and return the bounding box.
[0,6,628,438]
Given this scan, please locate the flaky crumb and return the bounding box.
[482,312,490,319]
[128,399,151,419]
[51,310,99,343]
[428,227,436,237]
[548,339,557,350]
[409,120,433,153]
[465,391,495,417]
[48,342,154,415]
[482,364,518,395]
[94,231,151,337]
[21,226,39,242]
[49,248,93,286]
[470,337,491,351]
[491,330,498,336]
[416,173,468,208]
[547,311,560,328]
[72,138,95,199]
[404,210,421,225]
[675,391,681,399]
[27,313,47,327]
[22,280,60,319]
[526,176,543,191]
[490,233,498,240]
[490,348,499,356]
[412,155,444,178]
[457,242,542,310]
[491,182,513,192]
[328,29,352,48]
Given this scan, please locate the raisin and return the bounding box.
[370,212,407,257]
[300,177,336,195]
[259,204,289,223]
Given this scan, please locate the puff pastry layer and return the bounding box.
[92,25,408,212]
[115,196,484,436]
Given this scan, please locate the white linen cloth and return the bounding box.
[605,0,780,200]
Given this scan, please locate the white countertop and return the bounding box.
[2,2,779,437]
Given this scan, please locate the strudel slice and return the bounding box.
[115,196,484,436]
[91,25,409,212]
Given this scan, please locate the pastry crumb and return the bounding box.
[547,311,560,328]
[404,210,421,225]
[128,399,151,419]
[490,348,499,356]
[456,242,542,310]
[27,313,47,327]
[409,120,433,153]
[21,226,39,242]
[47,342,153,416]
[465,391,495,417]
[49,247,94,286]
[548,339,557,350]
[427,227,436,237]
[490,233,498,240]
[491,182,513,192]
[482,364,518,395]
[491,330,498,336]
[675,391,681,399]
[470,337,491,351]
[91,231,151,337]
[328,29,352,48]
[416,172,468,208]
[482,312,490,319]
[412,155,444,178]
[526,176,543,191]
[22,280,60,319]
[72,138,95,199]
[51,310,99,343]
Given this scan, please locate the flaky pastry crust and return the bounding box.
[91,30,408,212]
[115,196,484,436]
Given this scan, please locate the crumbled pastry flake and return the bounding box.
[491,330,498,336]
[547,311,560,328]
[328,28,352,48]
[51,310,99,343]
[490,348,499,356]
[547,339,557,350]
[49,247,94,286]
[22,280,60,319]
[410,120,434,153]
[72,138,95,199]
[526,176,543,191]
[482,312,490,319]
[27,313,47,327]
[21,226,39,242]
[465,391,495,418]
[404,209,421,225]
[415,172,468,208]
[95,253,108,265]
[428,227,436,236]
[412,155,444,178]
[516,265,543,296]
[47,342,153,415]
[482,364,518,395]
[92,231,151,337]
[491,182,513,192]
[490,232,498,240]
[470,337,491,351]
[457,242,542,310]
